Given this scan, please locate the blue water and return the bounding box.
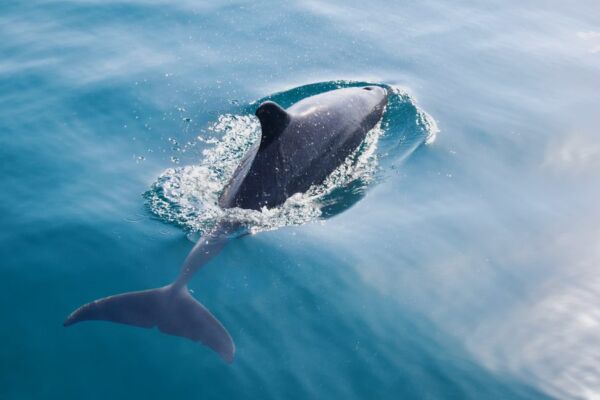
[2,1,600,399]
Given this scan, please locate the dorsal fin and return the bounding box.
[255,101,290,148]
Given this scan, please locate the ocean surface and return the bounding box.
[1,1,600,399]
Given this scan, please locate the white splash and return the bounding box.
[146,114,383,235]
[146,86,437,236]
[390,86,439,145]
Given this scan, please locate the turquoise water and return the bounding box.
[2,1,600,399]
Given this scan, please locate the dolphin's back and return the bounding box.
[221,86,388,210]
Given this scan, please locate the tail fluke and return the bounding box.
[64,285,235,363]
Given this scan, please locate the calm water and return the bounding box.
[2,1,600,399]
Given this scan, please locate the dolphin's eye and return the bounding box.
[363,87,373,91]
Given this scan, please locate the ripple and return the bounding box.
[145,82,438,235]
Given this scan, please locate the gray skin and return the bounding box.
[64,86,388,363]
[221,86,388,210]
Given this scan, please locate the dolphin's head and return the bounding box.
[335,86,388,118]
[357,85,388,109]
[361,85,387,96]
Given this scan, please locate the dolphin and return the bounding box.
[64,85,389,363]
